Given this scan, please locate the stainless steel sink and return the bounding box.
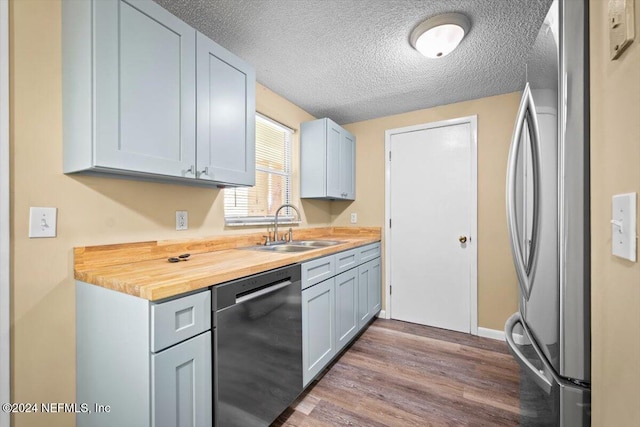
[288,240,343,247]
[246,244,316,253]
[244,240,343,253]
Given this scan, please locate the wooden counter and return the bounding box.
[74,227,381,301]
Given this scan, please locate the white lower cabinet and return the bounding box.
[301,243,381,388]
[369,258,382,316]
[358,257,382,328]
[302,278,336,387]
[152,332,212,427]
[76,283,211,427]
[335,269,358,351]
[357,263,371,328]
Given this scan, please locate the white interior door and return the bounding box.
[387,118,477,333]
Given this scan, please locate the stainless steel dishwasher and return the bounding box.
[212,264,302,427]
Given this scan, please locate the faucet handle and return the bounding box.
[262,234,271,246]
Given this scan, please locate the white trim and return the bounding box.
[478,326,528,345]
[256,111,296,134]
[0,0,11,423]
[384,116,479,335]
[478,327,506,341]
[377,310,387,319]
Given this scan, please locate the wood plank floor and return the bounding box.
[273,318,520,426]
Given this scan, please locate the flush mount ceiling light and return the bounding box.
[410,13,471,58]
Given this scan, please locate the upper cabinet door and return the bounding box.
[300,118,356,200]
[94,0,196,178]
[340,130,355,200]
[196,33,255,186]
[326,120,343,198]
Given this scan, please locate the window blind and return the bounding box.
[224,114,293,224]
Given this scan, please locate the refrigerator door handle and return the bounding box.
[505,312,553,395]
[506,83,543,301]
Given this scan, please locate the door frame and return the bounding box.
[384,116,478,335]
[1,0,10,420]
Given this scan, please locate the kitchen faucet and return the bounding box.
[268,204,301,245]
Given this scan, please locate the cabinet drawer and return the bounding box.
[359,243,381,263]
[301,256,335,290]
[334,248,360,274]
[151,290,211,353]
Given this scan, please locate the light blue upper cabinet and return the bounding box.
[325,121,342,198]
[300,118,356,200]
[63,0,256,188]
[196,33,255,186]
[340,130,356,200]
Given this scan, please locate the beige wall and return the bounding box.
[9,0,522,416]
[334,92,522,330]
[589,0,640,425]
[20,0,640,425]
[9,1,328,425]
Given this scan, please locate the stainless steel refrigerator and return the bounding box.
[504,0,591,425]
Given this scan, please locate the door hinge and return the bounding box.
[389,151,392,161]
[389,218,392,228]
[390,285,392,295]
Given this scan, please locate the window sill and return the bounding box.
[224,217,301,227]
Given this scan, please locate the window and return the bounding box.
[224,114,294,225]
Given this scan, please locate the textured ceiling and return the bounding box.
[153,0,553,125]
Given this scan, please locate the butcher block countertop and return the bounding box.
[74,227,381,301]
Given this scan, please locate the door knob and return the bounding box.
[459,236,468,243]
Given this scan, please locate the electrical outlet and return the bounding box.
[350,213,358,224]
[176,211,188,230]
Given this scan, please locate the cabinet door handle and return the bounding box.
[185,165,195,176]
[198,167,210,178]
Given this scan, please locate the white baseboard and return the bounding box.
[478,326,527,345]
[478,327,505,341]
[379,317,527,345]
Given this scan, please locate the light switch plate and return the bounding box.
[29,207,57,238]
[609,0,635,60]
[611,193,636,261]
[350,213,357,224]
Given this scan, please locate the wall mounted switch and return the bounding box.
[609,0,635,60]
[350,213,357,224]
[611,192,636,261]
[176,211,188,230]
[29,207,57,238]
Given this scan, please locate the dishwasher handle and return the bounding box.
[214,264,301,312]
[235,280,292,304]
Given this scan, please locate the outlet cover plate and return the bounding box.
[176,211,188,231]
